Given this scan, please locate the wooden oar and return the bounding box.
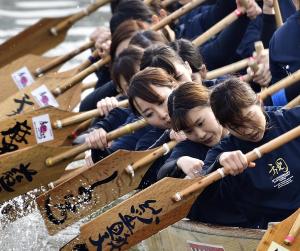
[192,0,249,47]
[256,209,300,250]
[0,118,147,204]
[81,81,97,92]
[259,69,300,101]
[0,54,108,120]
[0,42,95,103]
[284,95,300,109]
[0,0,110,68]
[61,125,300,251]
[0,100,128,155]
[240,41,264,83]
[36,141,176,235]
[274,0,283,28]
[205,57,251,80]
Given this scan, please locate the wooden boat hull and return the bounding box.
[139,219,264,251]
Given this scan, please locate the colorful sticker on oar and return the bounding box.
[32,114,54,144]
[187,241,224,251]
[267,241,289,251]
[11,66,35,90]
[31,85,59,108]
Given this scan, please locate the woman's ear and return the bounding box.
[184,61,193,75]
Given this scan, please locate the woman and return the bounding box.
[204,78,300,229]
[157,82,228,179]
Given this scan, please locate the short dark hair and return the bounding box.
[111,46,144,92]
[128,67,177,114]
[109,0,152,34]
[129,30,168,49]
[110,19,148,60]
[210,78,260,129]
[170,39,204,73]
[140,44,184,77]
[168,82,210,131]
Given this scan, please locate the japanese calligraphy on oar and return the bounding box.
[74,200,162,251]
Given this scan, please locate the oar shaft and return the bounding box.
[151,0,207,31]
[192,9,244,47]
[284,95,300,109]
[46,119,147,166]
[35,41,94,76]
[173,125,300,201]
[206,58,250,80]
[274,0,283,28]
[53,99,129,128]
[52,55,111,96]
[71,119,93,139]
[81,81,97,92]
[50,0,111,36]
[125,141,177,177]
[260,69,300,100]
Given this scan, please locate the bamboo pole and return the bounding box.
[125,141,177,177]
[53,99,129,128]
[35,41,94,76]
[260,69,300,100]
[52,55,111,96]
[50,0,111,36]
[192,0,248,47]
[274,0,283,28]
[284,95,300,109]
[46,119,147,166]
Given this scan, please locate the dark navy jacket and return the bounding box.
[202,107,300,229]
[79,80,118,112]
[269,11,300,106]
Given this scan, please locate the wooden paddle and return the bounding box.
[274,0,283,28]
[60,125,300,251]
[0,100,128,155]
[192,0,249,47]
[256,209,300,251]
[36,141,176,235]
[0,54,108,120]
[0,40,94,100]
[240,41,265,83]
[285,95,300,109]
[0,0,110,68]
[259,69,300,101]
[0,118,147,204]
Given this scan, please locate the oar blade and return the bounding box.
[61,177,200,251]
[0,69,79,120]
[0,107,79,155]
[36,149,156,235]
[0,144,73,203]
[0,16,70,68]
[0,54,60,103]
[257,209,300,251]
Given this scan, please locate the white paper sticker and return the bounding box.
[31,85,59,108]
[11,66,35,90]
[267,241,289,251]
[32,114,54,144]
